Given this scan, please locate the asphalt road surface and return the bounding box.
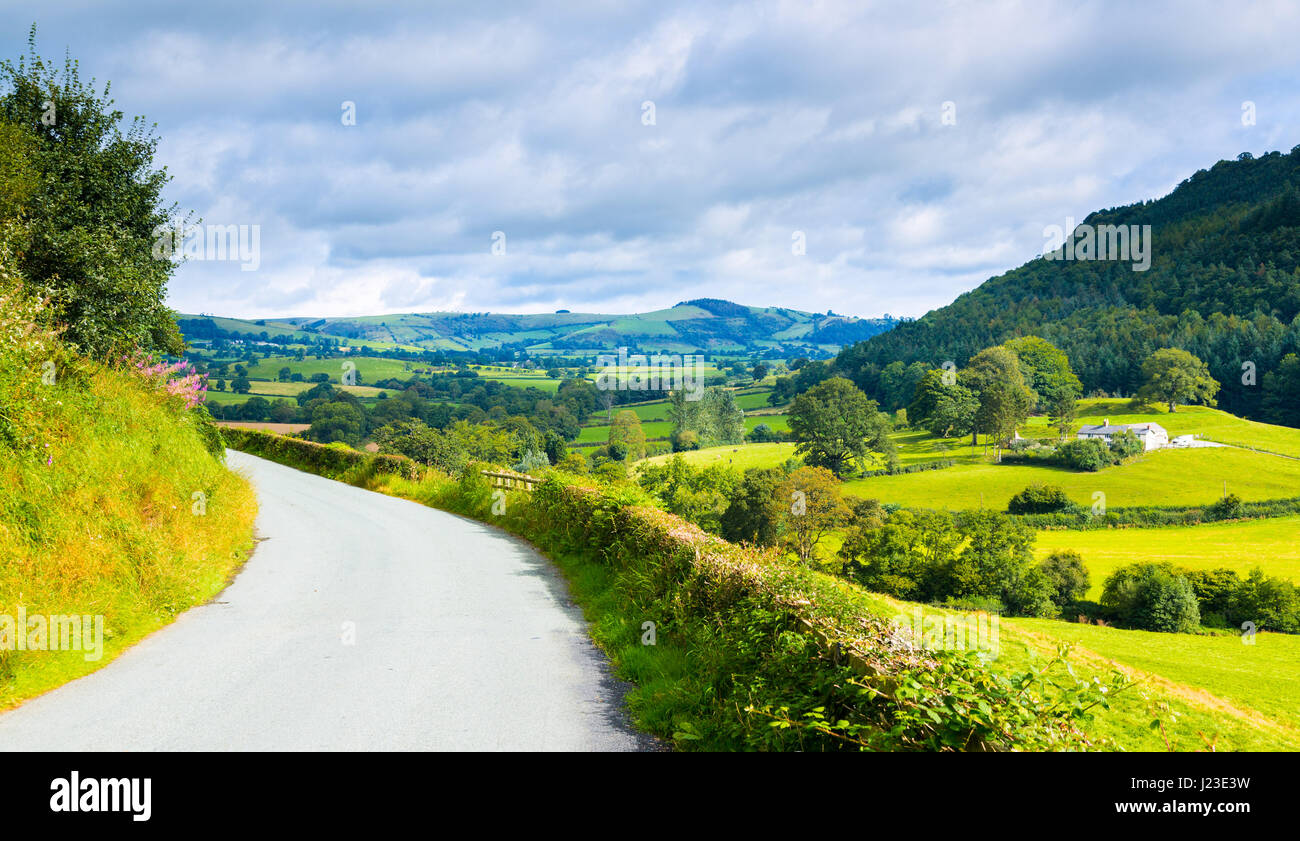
[0,451,654,751]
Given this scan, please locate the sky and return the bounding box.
[4,1,1300,320]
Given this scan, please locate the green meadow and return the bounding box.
[1036,516,1300,599]
[842,447,1300,510]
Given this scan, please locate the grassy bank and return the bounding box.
[0,284,257,709]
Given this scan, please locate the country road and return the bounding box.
[0,451,655,751]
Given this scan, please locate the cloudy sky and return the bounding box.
[4,1,1299,320]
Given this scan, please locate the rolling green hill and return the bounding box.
[181,299,899,355]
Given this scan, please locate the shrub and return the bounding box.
[1038,550,1090,607]
[1206,493,1244,520]
[1007,484,1075,514]
[671,429,700,451]
[1056,438,1112,471]
[1100,564,1201,633]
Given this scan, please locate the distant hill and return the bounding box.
[834,145,1300,424]
[178,301,900,356]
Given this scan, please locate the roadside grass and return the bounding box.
[842,446,1300,510]
[0,365,256,710]
[1035,516,1300,599]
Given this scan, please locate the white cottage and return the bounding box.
[1075,419,1168,451]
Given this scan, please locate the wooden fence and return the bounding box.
[480,470,540,491]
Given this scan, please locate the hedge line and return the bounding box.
[227,432,1121,751]
[221,427,422,481]
[1016,495,1300,529]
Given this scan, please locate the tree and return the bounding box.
[719,468,781,546]
[788,377,895,477]
[0,29,185,356]
[1261,353,1300,426]
[278,366,292,382]
[607,410,646,460]
[1048,389,1077,440]
[230,375,251,394]
[1137,348,1219,412]
[308,401,365,446]
[773,466,850,565]
[751,362,769,382]
[1101,563,1201,632]
[910,369,978,438]
[965,346,1034,461]
[1003,336,1082,413]
[1038,550,1090,608]
[705,387,746,445]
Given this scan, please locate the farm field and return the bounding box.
[1006,616,1300,738]
[242,355,423,383]
[639,442,798,471]
[860,596,1300,750]
[1036,516,1300,598]
[842,446,1300,510]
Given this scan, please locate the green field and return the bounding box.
[843,446,1300,510]
[1037,516,1300,598]
[241,355,423,383]
[1007,616,1300,737]
[638,442,798,471]
[860,596,1300,750]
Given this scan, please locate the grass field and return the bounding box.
[638,442,799,471]
[1007,616,1300,739]
[242,355,421,383]
[842,446,1300,510]
[1036,516,1300,598]
[859,596,1300,750]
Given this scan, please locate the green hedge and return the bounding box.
[221,427,422,482]
[1018,494,1300,529]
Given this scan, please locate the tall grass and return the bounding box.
[0,279,257,708]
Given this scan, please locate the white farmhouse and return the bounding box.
[1075,419,1169,451]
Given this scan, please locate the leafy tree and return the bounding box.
[719,467,781,546]
[839,508,959,600]
[1261,353,1300,426]
[1038,550,1090,607]
[309,401,365,446]
[788,377,895,477]
[773,466,850,565]
[230,375,251,394]
[0,30,185,356]
[278,366,292,381]
[1101,563,1201,632]
[1003,336,1082,413]
[965,346,1034,460]
[610,412,649,464]
[1137,348,1220,412]
[910,369,978,438]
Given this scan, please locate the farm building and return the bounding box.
[1076,419,1169,451]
